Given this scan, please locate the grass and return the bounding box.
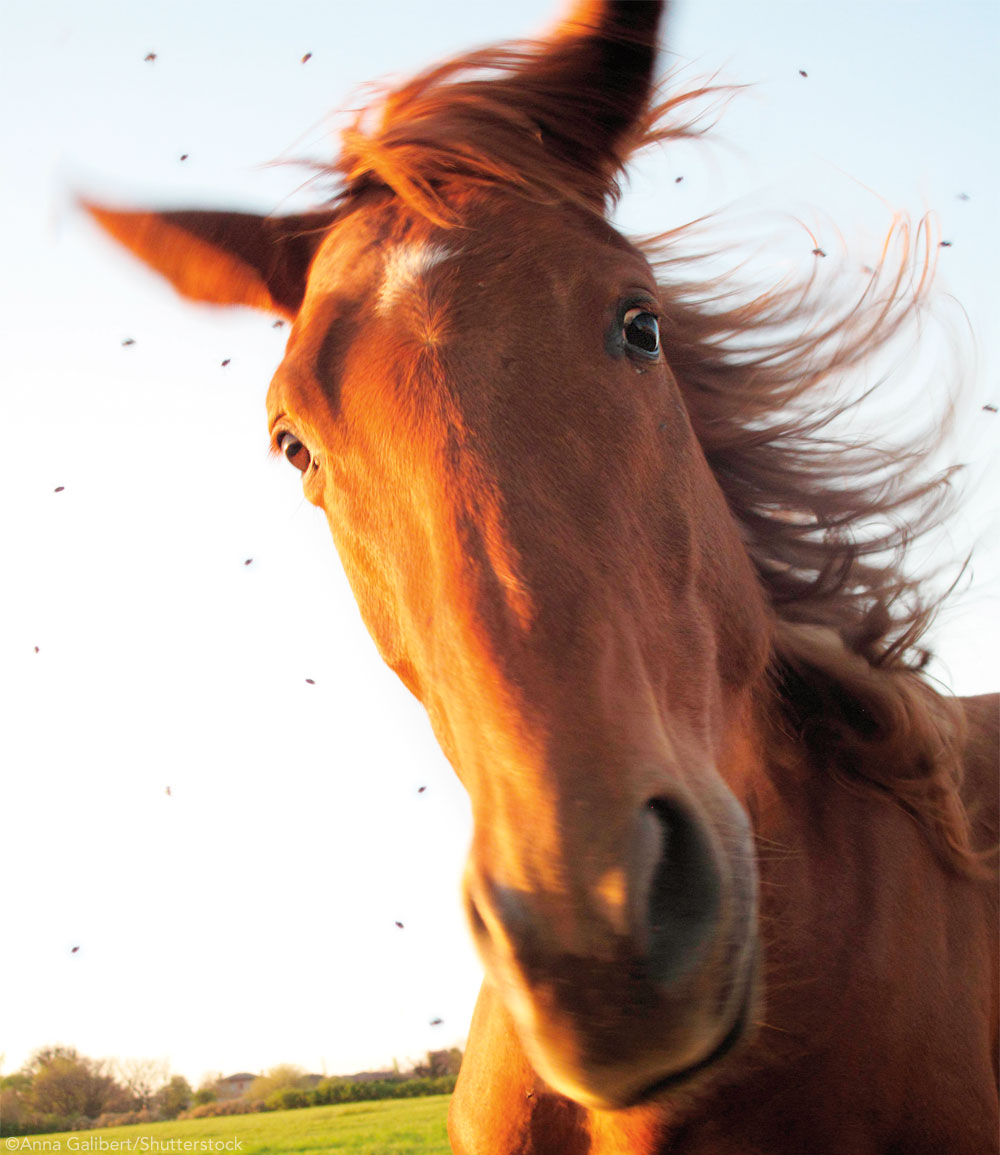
[18,1097,452,1154]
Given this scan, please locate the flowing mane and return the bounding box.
[319,39,979,872]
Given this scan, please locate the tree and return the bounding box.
[0,1088,25,1135]
[23,1047,79,1074]
[0,1071,31,1094]
[22,1048,121,1119]
[115,1058,168,1111]
[248,1065,308,1100]
[153,1076,192,1119]
[191,1077,218,1107]
[412,1048,462,1078]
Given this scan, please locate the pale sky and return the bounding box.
[1,0,997,1090]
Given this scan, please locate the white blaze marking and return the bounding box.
[376,242,453,316]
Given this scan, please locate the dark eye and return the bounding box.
[623,307,660,356]
[277,431,311,473]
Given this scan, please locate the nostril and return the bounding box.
[645,796,722,986]
[464,871,546,975]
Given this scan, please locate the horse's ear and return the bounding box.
[514,0,665,198]
[83,204,338,319]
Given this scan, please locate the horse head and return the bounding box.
[87,0,777,1111]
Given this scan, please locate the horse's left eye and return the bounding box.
[623,308,660,356]
[277,431,311,473]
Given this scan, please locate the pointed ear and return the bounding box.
[514,0,665,196]
[83,204,339,319]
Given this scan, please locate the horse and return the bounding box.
[85,1,997,1151]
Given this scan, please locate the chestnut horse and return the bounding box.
[87,2,997,1151]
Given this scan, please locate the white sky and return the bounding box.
[1,0,997,1090]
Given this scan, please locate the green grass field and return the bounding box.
[14,1097,452,1154]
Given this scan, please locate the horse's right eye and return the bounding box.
[277,432,311,473]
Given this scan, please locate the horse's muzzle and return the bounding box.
[462,789,757,1109]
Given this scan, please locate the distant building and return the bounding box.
[342,1069,399,1084]
[215,1073,257,1100]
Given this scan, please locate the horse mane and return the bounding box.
[333,42,716,226]
[318,38,982,873]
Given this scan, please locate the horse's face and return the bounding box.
[88,0,773,1112]
[267,189,770,1106]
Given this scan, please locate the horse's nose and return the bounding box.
[463,794,724,988]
